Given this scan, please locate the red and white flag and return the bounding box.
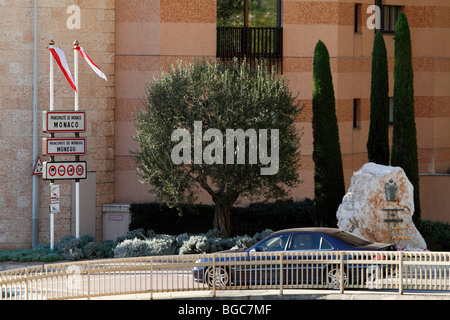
[49,47,77,92]
[75,46,107,81]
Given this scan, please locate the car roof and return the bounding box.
[271,227,342,236]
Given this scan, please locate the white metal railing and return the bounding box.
[1,251,449,300]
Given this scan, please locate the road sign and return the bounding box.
[50,184,60,203]
[43,111,86,133]
[43,138,87,156]
[43,161,87,180]
[33,156,43,175]
[50,203,60,214]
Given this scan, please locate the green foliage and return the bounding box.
[367,30,390,165]
[217,0,279,27]
[217,0,244,26]
[418,220,450,251]
[129,203,215,235]
[177,229,273,255]
[0,243,64,263]
[391,12,421,223]
[133,58,302,237]
[129,199,315,236]
[312,40,345,227]
[112,229,273,258]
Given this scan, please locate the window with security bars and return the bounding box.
[217,0,283,73]
[374,1,401,33]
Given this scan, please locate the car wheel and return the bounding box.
[325,265,347,288]
[205,267,230,288]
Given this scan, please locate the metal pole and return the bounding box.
[339,253,345,294]
[398,252,404,295]
[31,0,39,248]
[50,186,54,250]
[49,39,55,250]
[74,40,80,239]
[49,41,54,111]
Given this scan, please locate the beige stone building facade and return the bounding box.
[0,0,449,249]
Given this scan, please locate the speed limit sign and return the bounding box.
[43,161,87,180]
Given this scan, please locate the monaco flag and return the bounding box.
[49,47,77,92]
[75,46,107,81]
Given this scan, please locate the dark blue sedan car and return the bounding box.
[193,228,396,287]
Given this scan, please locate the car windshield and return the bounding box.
[334,231,373,246]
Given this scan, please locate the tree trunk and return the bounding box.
[213,201,232,238]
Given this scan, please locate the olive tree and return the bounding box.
[133,59,302,237]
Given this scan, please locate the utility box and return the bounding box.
[102,203,131,241]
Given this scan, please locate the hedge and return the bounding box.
[129,198,315,236]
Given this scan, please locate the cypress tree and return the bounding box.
[391,12,421,223]
[312,41,346,227]
[367,30,390,165]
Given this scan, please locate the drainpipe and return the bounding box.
[32,0,39,248]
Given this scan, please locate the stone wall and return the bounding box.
[0,1,115,249]
[114,0,216,204]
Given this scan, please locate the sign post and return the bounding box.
[45,39,88,245]
[49,40,55,249]
[49,183,60,250]
[74,40,80,239]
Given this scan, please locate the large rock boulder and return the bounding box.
[337,163,427,249]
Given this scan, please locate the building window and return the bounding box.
[217,0,280,28]
[217,0,283,73]
[353,99,361,129]
[382,5,401,33]
[354,3,362,33]
[389,97,394,125]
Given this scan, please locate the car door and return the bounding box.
[285,233,333,284]
[244,233,291,285]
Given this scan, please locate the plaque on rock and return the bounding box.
[384,179,398,201]
[337,163,427,249]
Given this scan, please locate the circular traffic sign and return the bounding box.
[76,165,84,177]
[49,165,57,177]
[67,165,75,176]
[58,165,66,177]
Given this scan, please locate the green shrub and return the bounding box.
[113,238,152,258]
[55,235,83,261]
[178,235,209,255]
[40,252,65,262]
[129,199,315,236]
[83,242,102,259]
[177,229,273,255]
[100,240,115,258]
[114,228,147,245]
[418,220,450,251]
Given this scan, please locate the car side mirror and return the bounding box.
[249,248,257,254]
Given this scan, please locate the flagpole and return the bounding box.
[74,40,80,239]
[49,40,54,112]
[49,39,55,250]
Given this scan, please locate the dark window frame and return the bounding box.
[354,3,362,33]
[353,98,361,129]
[381,4,401,33]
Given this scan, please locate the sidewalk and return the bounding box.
[87,288,450,300]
